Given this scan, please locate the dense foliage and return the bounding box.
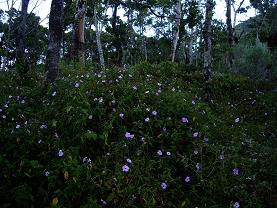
[0,63,276,207]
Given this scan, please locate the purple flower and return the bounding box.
[119,113,124,118]
[140,137,145,142]
[157,150,163,156]
[126,158,132,164]
[100,199,107,205]
[185,176,190,183]
[235,118,240,123]
[131,195,137,201]
[219,154,224,160]
[83,157,92,164]
[122,165,129,172]
[144,117,150,122]
[40,124,47,129]
[152,111,157,116]
[181,117,189,123]
[166,151,171,156]
[233,202,240,208]
[125,132,134,139]
[193,132,199,138]
[161,182,167,189]
[58,150,64,157]
[88,114,93,120]
[74,82,80,88]
[196,163,201,171]
[233,168,239,176]
[203,137,209,142]
[44,171,50,177]
[54,132,59,139]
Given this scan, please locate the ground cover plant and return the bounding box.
[0,62,277,207]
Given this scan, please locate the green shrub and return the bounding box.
[233,40,273,79]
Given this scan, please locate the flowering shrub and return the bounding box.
[0,63,276,207]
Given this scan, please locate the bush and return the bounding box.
[233,40,273,79]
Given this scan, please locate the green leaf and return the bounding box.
[66,106,73,113]
[52,120,57,127]
[30,160,39,167]
[84,130,98,141]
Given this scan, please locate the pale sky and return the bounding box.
[0,0,255,30]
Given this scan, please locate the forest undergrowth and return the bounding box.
[0,62,276,207]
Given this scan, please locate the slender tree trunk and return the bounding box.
[125,9,134,65]
[112,3,123,66]
[203,0,213,101]
[171,0,182,62]
[72,0,86,63]
[226,0,234,68]
[62,28,65,58]
[88,21,95,60]
[143,36,148,61]
[232,0,245,28]
[2,0,15,70]
[94,6,105,67]
[16,0,30,75]
[188,28,194,64]
[45,0,64,83]
[139,25,147,62]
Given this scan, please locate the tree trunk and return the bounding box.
[232,0,245,27]
[2,0,15,70]
[45,0,64,83]
[94,6,105,67]
[112,3,123,66]
[72,0,86,63]
[16,0,30,75]
[171,0,182,62]
[203,0,213,101]
[188,28,194,64]
[226,0,234,68]
[139,25,147,62]
[124,10,134,65]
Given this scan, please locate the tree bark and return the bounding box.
[112,3,123,66]
[188,28,194,64]
[226,0,234,68]
[203,0,213,101]
[94,5,105,67]
[124,8,134,65]
[171,0,182,62]
[2,0,15,70]
[72,0,86,63]
[232,0,245,28]
[16,0,30,75]
[45,0,64,83]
